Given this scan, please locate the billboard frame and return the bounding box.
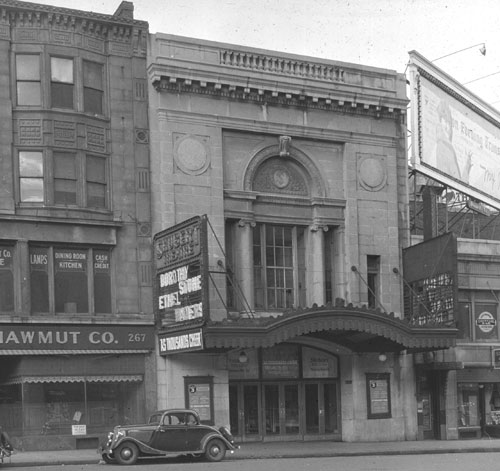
[408,50,500,210]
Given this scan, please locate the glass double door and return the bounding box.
[229,381,340,441]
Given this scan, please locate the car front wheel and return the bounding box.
[205,438,226,462]
[101,452,116,464]
[115,442,139,465]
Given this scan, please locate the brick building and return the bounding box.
[0,1,155,450]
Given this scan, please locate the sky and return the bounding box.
[32,0,500,109]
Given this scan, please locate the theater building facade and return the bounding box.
[148,35,457,442]
[0,1,155,450]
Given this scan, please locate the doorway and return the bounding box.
[229,381,340,441]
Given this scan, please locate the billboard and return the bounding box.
[402,232,458,326]
[408,50,500,209]
[153,215,209,330]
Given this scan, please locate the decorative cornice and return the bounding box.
[152,77,402,118]
[0,1,148,43]
[0,0,147,27]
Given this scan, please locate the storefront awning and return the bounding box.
[3,375,143,385]
[204,302,458,353]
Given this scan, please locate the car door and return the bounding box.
[185,412,210,450]
[150,413,187,452]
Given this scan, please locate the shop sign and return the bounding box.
[158,328,203,355]
[262,345,299,379]
[154,216,209,329]
[71,424,87,435]
[475,306,497,339]
[0,325,154,351]
[302,347,338,378]
[476,311,496,333]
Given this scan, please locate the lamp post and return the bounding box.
[432,43,486,62]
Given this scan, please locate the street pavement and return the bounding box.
[2,438,500,467]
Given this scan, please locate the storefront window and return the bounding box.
[457,383,480,427]
[10,380,141,437]
[485,383,500,427]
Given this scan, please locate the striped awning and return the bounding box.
[3,374,143,385]
[0,349,151,355]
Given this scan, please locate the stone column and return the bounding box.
[16,239,30,315]
[333,226,347,302]
[308,224,328,306]
[236,219,255,312]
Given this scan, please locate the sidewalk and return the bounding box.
[2,438,500,467]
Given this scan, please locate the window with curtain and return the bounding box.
[54,152,77,205]
[86,155,107,208]
[83,61,104,115]
[51,57,74,109]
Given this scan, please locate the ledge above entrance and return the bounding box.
[204,302,458,353]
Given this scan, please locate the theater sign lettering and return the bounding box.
[154,217,209,354]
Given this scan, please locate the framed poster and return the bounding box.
[366,373,391,419]
[184,376,213,424]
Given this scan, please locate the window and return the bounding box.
[18,151,108,209]
[15,54,106,114]
[16,54,41,105]
[30,246,111,314]
[0,245,14,312]
[51,57,74,109]
[367,255,380,309]
[54,248,89,313]
[54,152,77,205]
[83,61,104,115]
[86,156,107,208]
[253,224,305,310]
[457,383,479,428]
[19,151,44,202]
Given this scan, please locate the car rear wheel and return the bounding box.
[205,438,226,462]
[115,442,139,465]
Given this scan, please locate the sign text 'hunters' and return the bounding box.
[158,265,203,322]
[154,216,208,328]
[159,329,204,355]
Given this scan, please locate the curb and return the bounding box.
[4,446,500,467]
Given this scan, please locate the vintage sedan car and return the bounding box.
[99,409,238,465]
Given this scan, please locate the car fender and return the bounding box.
[200,431,235,451]
[111,436,165,456]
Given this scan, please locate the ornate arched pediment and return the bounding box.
[244,144,326,198]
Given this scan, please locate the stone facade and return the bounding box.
[147,34,426,442]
